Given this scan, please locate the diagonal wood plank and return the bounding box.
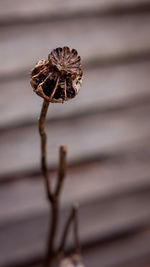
[0,103,150,177]
[82,229,150,267]
[0,0,149,24]
[28,230,150,267]
[1,139,150,224]
[1,136,150,266]
[1,183,150,267]
[0,61,150,130]
[119,258,150,267]
[0,14,150,77]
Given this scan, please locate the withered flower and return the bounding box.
[30,47,83,103]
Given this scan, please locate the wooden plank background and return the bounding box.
[0,0,150,25]
[0,1,150,267]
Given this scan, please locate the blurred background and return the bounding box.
[0,0,150,267]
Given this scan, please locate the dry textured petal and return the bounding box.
[49,47,81,74]
[30,47,83,103]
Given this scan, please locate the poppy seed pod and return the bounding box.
[30,47,83,103]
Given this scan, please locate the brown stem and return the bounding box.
[45,146,67,267]
[39,100,68,267]
[45,201,59,267]
[58,207,76,255]
[39,99,53,202]
[55,146,67,199]
[73,205,81,255]
[58,205,80,256]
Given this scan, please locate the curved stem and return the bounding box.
[39,99,53,202]
[45,146,67,266]
[55,146,67,198]
[58,205,80,256]
[74,205,81,255]
[45,201,58,267]
[39,100,68,267]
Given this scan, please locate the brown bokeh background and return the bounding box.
[0,1,150,267]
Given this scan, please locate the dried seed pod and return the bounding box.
[30,47,83,103]
[59,254,85,267]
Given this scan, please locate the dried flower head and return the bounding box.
[30,47,83,103]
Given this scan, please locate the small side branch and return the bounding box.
[73,205,81,255]
[39,99,53,202]
[58,205,81,256]
[45,146,67,267]
[59,206,76,255]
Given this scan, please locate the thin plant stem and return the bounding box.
[55,146,67,199]
[58,207,76,255]
[73,205,81,255]
[38,99,55,267]
[44,146,67,267]
[45,202,59,267]
[39,99,53,202]
[39,99,79,266]
[58,205,80,256]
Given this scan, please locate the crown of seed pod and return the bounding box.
[30,47,83,103]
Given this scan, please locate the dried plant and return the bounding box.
[30,47,84,267]
[30,46,83,103]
